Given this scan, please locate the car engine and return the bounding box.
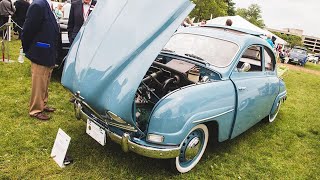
[135,56,210,131]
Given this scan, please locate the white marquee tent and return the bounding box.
[206,15,288,46]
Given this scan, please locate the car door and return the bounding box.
[230,45,270,138]
[264,47,279,109]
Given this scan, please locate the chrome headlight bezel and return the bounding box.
[147,134,165,143]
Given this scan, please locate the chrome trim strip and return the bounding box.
[193,109,235,124]
[74,92,137,132]
[108,121,137,132]
[279,90,287,97]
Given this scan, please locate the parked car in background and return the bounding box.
[54,0,97,71]
[61,0,287,173]
[54,21,70,77]
[307,54,319,64]
[316,54,320,64]
[287,46,308,66]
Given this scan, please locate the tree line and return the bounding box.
[190,0,265,28]
[190,0,303,47]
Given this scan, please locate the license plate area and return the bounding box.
[86,119,106,146]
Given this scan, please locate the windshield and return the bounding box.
[164,33,239,67]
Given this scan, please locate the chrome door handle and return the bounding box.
[238,86,247,91]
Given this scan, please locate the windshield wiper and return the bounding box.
[184,53,210,65]
[185,53,204,60]
[161,48,175,53]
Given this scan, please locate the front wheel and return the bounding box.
[171,124,209,173]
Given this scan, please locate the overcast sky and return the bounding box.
[233,0,320,37]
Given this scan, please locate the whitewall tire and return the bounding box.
[171,124,209,173]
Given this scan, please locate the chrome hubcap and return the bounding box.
[185,137,200,161]
[179,130,204,165]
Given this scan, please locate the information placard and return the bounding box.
[51,128,71,168]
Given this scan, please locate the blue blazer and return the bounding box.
[21,0,59,67]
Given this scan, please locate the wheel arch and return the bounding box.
[270,90,287,115]
[204,121,219,144]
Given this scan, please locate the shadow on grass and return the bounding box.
[51,68,63,82]
[67,132,178,177]
[64,115,274,178]
[205,117,271,155]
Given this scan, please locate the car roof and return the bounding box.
[203,24,265,37]
[177,25,270,48]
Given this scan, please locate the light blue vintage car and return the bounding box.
[61,0,287,173]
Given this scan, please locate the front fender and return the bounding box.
[147,81,236,145]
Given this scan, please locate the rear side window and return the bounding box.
[237,45,262,72]
[264,48,275,71]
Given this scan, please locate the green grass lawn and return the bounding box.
[305,62,320,71]
[0,40,319,179]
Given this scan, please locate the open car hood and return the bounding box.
[61,0,195,126]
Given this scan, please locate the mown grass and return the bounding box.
[0,40,319,179]
[305,62,320,71]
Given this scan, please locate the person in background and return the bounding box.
[225,19,232,26]
[54,3,63,19]
[13,0,30,39]
[199,19,206,26]
[272,36,277,45]
[67,0,96,44]
[266,34,274,48]
[0,0,15,27]
[181,17,194,27]
[21,0,60,121]
[62,0,71,19]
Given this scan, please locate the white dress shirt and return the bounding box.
[83,1,91,21]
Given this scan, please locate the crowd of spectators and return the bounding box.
[15,0,97,121]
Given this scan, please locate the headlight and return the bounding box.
[147,134,164,143]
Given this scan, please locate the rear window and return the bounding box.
[164,33,239,67]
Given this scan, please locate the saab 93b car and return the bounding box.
[61,0,287,173]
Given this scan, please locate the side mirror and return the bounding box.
[239,63,251,72]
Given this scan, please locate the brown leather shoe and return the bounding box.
[44,106,56,112]
[30,112,50,121]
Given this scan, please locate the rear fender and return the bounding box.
[270,79,287,114]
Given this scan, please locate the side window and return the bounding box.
[237,45,262,72]
[264,48,275,71]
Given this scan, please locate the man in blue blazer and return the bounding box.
[67,0,96,44]
[22,0,60,120]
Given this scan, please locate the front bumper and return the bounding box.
[289,58,299,63]
[73,94,180,159]
[289,58,306,65]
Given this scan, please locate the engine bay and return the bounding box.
[135,54,219,132]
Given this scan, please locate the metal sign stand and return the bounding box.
[0,15,14,63]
